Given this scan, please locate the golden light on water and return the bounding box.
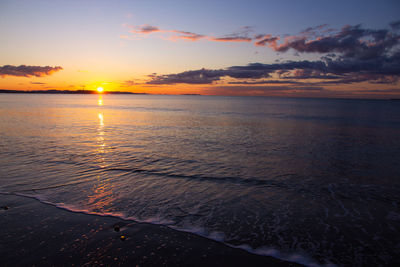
[97,87,104,93]
[98,113,104,126]
[98,96,103,106]
[88,110,113,211]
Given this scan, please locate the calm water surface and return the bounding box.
[1,94,399,266]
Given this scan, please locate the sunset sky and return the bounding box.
[1,0,400,98]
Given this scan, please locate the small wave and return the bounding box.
[231,245,337,267]
[105,167,290,188]
[2,192,333,267]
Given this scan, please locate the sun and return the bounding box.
[97,87,104,93]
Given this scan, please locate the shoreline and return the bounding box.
[1,90,398,100]
[0,193,302,266]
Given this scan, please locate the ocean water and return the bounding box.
[0,94,399,266]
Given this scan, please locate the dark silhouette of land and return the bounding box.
[0,89,145,94]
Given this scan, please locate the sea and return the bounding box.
[0,94,399,266]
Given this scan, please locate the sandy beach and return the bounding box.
[0,194,301,266]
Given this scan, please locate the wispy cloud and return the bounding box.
[123,24,255,43]
[210,26,254,42]
[170,30,206,41]
[30,81,46,85]
[129,24,161,34]
[0,65,63,77]
[210,36,252,42]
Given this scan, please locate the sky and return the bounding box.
[1,0,400,98]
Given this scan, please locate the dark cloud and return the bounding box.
[227,61,328,74]
[147,69,226,84]
[146,52,400,85]
[257,24,400,62]
[316,73,399,85]
[280,69,340,80]
[141,22,399,89]
[228,80,306,85]
[147,65,274,85]
[0,65,63,77]
[255,35,279,46]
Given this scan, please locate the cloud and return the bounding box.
[146,22,400,86]
[147,69,225,84]
[125,24,206,41]
[146,51,400,85]
[210,36,252,42]
[123,22,400,63]
[171,30,205,41]
[255,34,279,47]
[30,81,46,85]
[124,24,254,43]
[142,62,304,84]
[300,24,329,35]
[228,80,310,85]
[354,88,400,93]
[129,24,161,34]
[204,85,324,96]
[210,26,254,42]
[315,73,399,85]
[128,21,399,93]
[147,64,282,85]
[0,65,63,77]
[256,24,400,62]
[280,68,340,80]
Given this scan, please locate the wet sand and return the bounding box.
[0,194,301,266]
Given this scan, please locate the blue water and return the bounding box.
[1,94,399,266]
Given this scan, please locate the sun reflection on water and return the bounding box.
[98,113,104,127]
[86,102,114,212]
[87,175,114,212]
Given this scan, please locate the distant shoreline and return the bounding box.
[0,89,145,95]
[1,89,399,100]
